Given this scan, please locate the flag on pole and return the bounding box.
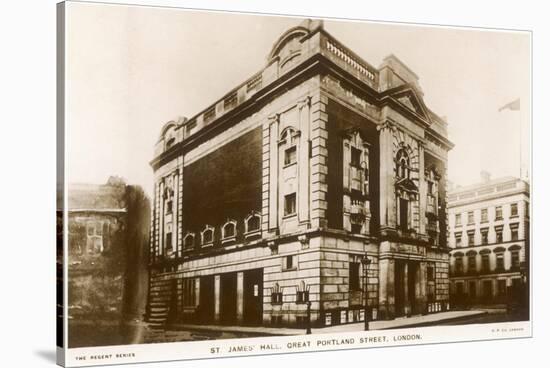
[498,98,520,112]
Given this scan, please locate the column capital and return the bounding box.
[377,119,395,132]
[297,96,312,110]
[268,113,280,125]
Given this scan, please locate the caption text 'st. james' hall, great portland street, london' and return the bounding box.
[146,19,454,329]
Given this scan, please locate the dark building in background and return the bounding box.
[68,177,151,347]
[148,19,453,329]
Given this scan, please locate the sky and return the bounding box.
[66,2,531,198]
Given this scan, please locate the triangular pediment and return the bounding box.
[383,84,432,124]
[397,95,422,115]
[395,177,419,193]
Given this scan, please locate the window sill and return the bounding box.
[283,161,297,169]
[282,213,297,220]
[221,236,236,244]
[244,230,261,239]
[202,243,214,248]
[282,267,297,272]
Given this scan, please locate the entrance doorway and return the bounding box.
[243,269,263,325]
[220,273,237,325]
[199,275,215,324]
[395,260,418,316]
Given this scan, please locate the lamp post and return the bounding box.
[361,255,372,331]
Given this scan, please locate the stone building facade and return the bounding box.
[448,176,530,305]
[148,19,453,329]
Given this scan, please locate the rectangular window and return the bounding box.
[467,211,474,225]
[455,282,464,296]
[165,233,173,251]
[495,206,503,220]
[510,203,518,217]
[166,200,173,214]
[351,223,362,234]
[351,147,361,167]
[349,262,360,291]
[510,225,519,241]
[468,256,476,273]
[399,198,409,231]
[455,232,462,247]
[497,280,507,297]
[511,251,520,269]
[96,223,103,236]
[481,229,489,245]
[483,280,493,299]
[495,229,503,243]
[427,265,435,281]
[182,279,196,306]
[283,255,297,271]
[186,120,197,134]
[284,193,296,216]
[469,281,477,298]
[455,213,462,226]
[482,254,490,272]
[271,292,283,305]
[284,146,297,165]
[296,291,309,304]
[87,226,94,236]
[203,106,216,123]
[455,258,463,274]
[496,253,505,271]
[467,232,475,246]
[481,208,488,223]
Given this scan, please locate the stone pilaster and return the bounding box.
[159,180,165,258]
[403,262,410,316]
[378,121,395,229]
[417,261,427,314]
[309,92,329,229]
[194,277,200,308]
[418,141,426,235]
[298,96,311,229]
[214,275,221,322]
[378,253,395,319]
[236,272,244,323]
[267,114,280,234]
[261,119,271,233]
[177,160,184,256]
[149,183,158,262]
[172,171,178,256]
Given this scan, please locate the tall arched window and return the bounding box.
[396,148,410,179]
[280,127,298,166]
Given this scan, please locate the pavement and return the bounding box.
[167,310,488,337]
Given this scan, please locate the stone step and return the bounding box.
[150,307,168,312]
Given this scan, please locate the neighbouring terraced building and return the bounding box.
[147,19,454,329]
[448,175,530,306]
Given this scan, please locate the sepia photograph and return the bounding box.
[56,1,531,365]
